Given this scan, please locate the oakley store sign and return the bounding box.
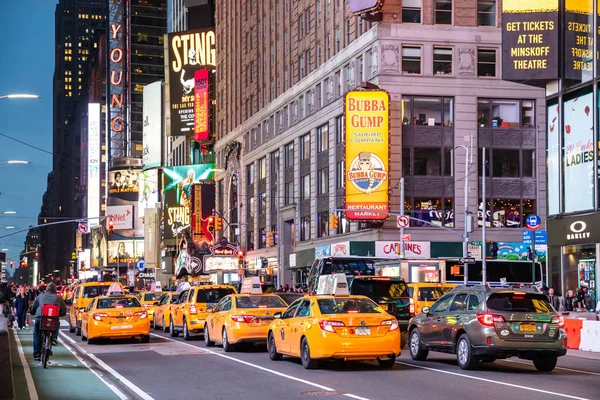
[547,214,600,246]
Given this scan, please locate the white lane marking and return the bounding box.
[151,333,370,400]
[57,336,128,400]
[396,361,590,400]
[59,320,69,327]
[500,359,600,377]
[12,330,39,400]
[60,332,155,400]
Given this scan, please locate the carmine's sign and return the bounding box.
[501,0,559,82]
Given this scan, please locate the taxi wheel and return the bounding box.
[162,317,169,333]
[152,318,159,331]
[268,332,282,361]
[204,324,215,347]
[300,337,319,369]
[222,328,234,352]
[75,322,82,337]
[456,334,479,370]
[169,318,179,337]
[141,335,150,344]
[377,355,396,369]
[88,337,98,345]
[183,319,191,341]
[409,329,429,361]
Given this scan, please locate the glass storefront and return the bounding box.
[562,245,596,303]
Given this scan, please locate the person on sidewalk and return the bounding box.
[13,286,29,329]
[547,287,561,311]
[29,282,67,362]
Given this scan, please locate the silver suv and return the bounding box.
[408,286,567,371]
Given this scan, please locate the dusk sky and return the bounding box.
[0,1,56,273]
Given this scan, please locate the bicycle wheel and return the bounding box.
[42,333,52,369]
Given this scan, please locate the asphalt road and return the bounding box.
[49,322,600,400]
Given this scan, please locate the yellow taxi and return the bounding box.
[204,278,288,351]
[152,292,180,332]
[170,283,237,341]
[267,274,401,369]
[69,281,124,336]
[136,291,167,323]
[407,282,456,314]
[80,284,150,344]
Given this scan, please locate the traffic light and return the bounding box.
[9,261,13,268]
[107,217,114,235]
[330,214,339,230]
[34,251,39,259]
[207,216,214,232]
[214,216,223,231]
[489,242,498,258]
[267,231,274,247]
[237,250,244,263]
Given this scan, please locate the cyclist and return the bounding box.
[29,282,66,362]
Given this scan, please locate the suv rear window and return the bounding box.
[352,280,408,299]
[486,293,553,313]
[196,288,235,303]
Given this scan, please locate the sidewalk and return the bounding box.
[567,348,600,361]
[9,326,122,400]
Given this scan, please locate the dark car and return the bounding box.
[408,285,567,371]
[350,277,413,347]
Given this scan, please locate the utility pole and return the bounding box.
[481,147,487,285]
[462,139,472,285]
[399,177,405,258]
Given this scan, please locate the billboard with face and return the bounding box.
[107,240,144,266]
[138,169,160,218]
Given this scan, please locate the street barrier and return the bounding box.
[564,318,583,349]
[0,315,14,400]
[579,320,600,352]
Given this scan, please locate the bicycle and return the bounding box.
[39,306,60,369]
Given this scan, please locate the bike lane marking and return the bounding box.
[151,333,370,400]
[12,328,38,400]
[499,359,600,376]
[60,332,155,400]
[395,360,590,400]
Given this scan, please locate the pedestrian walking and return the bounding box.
[548,288,560,311]
[13,286,29,329]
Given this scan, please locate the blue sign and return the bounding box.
[497,242,546,262]
[315,245,331,258]
[525,214,541,230]
[522,230,547,245]
[136,260,145,272]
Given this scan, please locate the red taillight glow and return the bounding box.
[381,319,399,331]
[258,305,267,308]
[347,310,359,314]
[409,298,415,315]
[190,304,197,315]
[318,320,345,332]
[134,311,148,319]
[93,313,108,321]
[486,337,492,345]
[231,315,255,323]
[551,316,565,328]
[477,314,505,326]
[143,304,149,309]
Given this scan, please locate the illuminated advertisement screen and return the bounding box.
[344,90,389,220]
[547,102,560,215]
[138,169,160,218]
[167,29,215,137]
[142,81,162,169]
[194,69,210,141]
[107,240,144,265]
[87,103,101,227]
[501,0,559,82]
[163,164,215,239]
[563,91,594,213]
[108,169,139,201]
[348,0,384,15]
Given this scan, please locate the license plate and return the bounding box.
[520,324,536,333]
[111,325,133,330]
[355,327,371,336]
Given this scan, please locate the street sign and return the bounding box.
[459,257,476,264]
[78,223,89,234]
[396,215,409,228]
[525,214,541,230]
[400,234,411,241]
[136,260,145,272]
[522,230,547,245]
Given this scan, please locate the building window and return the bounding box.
[258,192,267,214]
[477,98,532,128]
[523,150,535,177]
[300,133,310,160]
[259,228,266,249]
[477,48,496,77]
[317,168,329,195]
[492,199,529,228]
[336,160,345,189]
[345,64,353,89]
[402,46,421,75]
[285,142,294,167]
[299,95,305,118]
[336,71,342,95]
[402,0,421,23]
[335,27,340,53]
[414,148,442,176]
[326,35,331,59]
[300,215,311,241]
[336,115,344,144]
[258,157,267,179]
[300,174,310,200]
[433,47,453,76]
[492,150,519,178]
[248,196,255,218]
[478,0,496,26]
[246,230,254,251]
[271,187,278,210]
[412,198,454,227]
[317,123,329,152]
[345,19,351,45]
[317,211,329,238]
[246,164,255,184]
[271,151,280,176]
[358,56,363,81]
[285,181,294,205]
[435,0,452,24]
[316,42,322,66]
[404,96,454,126]
[271,224,279,245]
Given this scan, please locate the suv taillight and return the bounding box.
[409,298,415,315]
[551,316,565,328]
[477,314,505,326]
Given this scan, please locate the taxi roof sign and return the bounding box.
[106,283,124,296]
[176,282,191,292]
[150,281,162,292]
[316,274,349,296]
[240,277,262,294]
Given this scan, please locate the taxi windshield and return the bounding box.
[96,297,141,309]
[352,280,408,299]
[235,295,287,309]
[487,293,553,313]
[83,285,112,299]
[143,293,162,301]
[418,287,449,301]
[197,288,235,303]
[317,298,382,314]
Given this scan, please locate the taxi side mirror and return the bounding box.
[154,302,160,306]
[206,307,214,313]
[422,306,430,315]
[273,312,282,319]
